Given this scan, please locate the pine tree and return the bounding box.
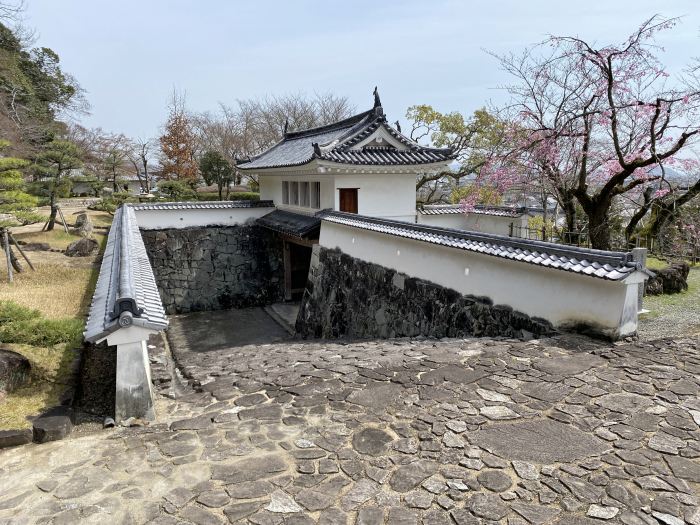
[34,139,82,231]
[0,140,39,227]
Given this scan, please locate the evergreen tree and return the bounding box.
[0,140,39,227]
[34,139,82,230]
[199,150,233,200]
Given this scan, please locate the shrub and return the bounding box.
[0,301,83,348]
[13,211,46,225]
[0,301,37,323]
[196,191,260,202]
[158,181,197,201]
[88,192,136,214]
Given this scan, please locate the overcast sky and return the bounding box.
[23,0,700,140]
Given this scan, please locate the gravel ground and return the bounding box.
[638,267,700,340]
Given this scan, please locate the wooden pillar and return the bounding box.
[283,240,292,301]
[3,228,12,283]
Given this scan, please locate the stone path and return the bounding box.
[1,333,699,524]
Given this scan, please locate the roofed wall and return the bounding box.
[316,214,646,339]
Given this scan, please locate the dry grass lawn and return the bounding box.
[0,246,103,319]
[0,207,111,429]
[13,229,83,250]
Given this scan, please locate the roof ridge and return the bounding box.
[284,109,375,139]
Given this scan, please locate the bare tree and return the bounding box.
[127,138,155,194]
[191,92,354,188]
[0,0,24,22]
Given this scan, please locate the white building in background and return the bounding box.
[237,92,454,223]
[417,204,533,237]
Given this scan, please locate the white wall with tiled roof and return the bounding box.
[319,219,644,339]
[133,204,273,229]
[417,211,529,237]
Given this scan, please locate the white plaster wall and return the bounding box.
[133,207,273,230]
[258,176,280,204]
[319,221,637,336]
[334,173,416,222]
[417,213,525,237]
[259,172,417,221]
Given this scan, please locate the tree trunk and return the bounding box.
[141,157,150,193]
[560,193,578,244]
[574,188,615,250]
[586,207,612,250]
[649,178,700,243]
[47,192,57,231]
[218,183,223,201]
[0,229,23,273]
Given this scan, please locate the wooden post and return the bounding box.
[57,206,69,233]
[8,232,34,271]
[3,229,13,283]
[283,240,292,301]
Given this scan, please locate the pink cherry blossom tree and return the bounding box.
[486,16,700,249]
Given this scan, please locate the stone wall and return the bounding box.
[75,343,116,417]
[140,225,284,314]
[296,247,554,340]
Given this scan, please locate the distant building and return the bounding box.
[418,204,533,237]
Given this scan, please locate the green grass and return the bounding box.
[643,269,700,317]
[646,256,698,271]
[0,303,81,430]
[646,257,668,271]
[0,301,83,349]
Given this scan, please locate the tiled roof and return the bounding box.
[237,107,454,170]
[257,209,321,239]
[419,204,529,218]
[319,211,649,282]
[131,200,274,211]
[84,206,168,343]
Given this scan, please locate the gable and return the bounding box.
[348,125,410,151]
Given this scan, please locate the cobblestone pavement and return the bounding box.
[1,333,699,524]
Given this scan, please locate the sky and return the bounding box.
[22,0,700,141]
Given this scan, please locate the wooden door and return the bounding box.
[339,188,358,213]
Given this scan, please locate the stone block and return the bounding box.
[0,348,31,392]
[0,428,33,448]
[33,415,73,443]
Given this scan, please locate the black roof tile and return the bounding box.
[319,211,651,282]
[257,209,321,239]
[237,106,454,170]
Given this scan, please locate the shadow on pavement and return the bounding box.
[166,307,293,354]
